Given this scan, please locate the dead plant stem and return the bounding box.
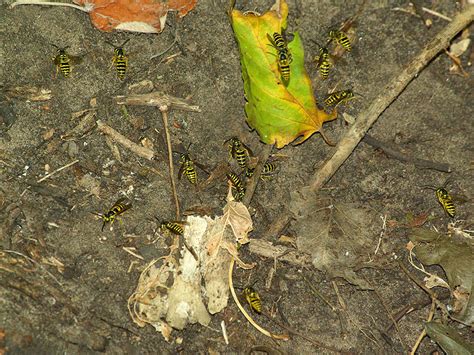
[308,6,474,192]
[159,107,180,219]
[242,144,273,206]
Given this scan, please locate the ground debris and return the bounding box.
[4,85,52,102]
[409,227,474,325]
[290,191,380,290]
[128,197,253,340]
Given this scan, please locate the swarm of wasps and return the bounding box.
[309,21,362,113]
[224,137,279,201]
[52,39,130,80]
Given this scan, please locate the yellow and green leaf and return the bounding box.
[230,0,337,148]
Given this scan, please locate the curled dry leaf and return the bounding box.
[128,200,255,339]
[424,274,450,289]
[73,0,197,33]
[449,38,471,57]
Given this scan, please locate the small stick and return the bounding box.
[10,0,91,12]
[114,92,201,112]
[308,6,474,192]
[398,261,452,320]
[37,159,79,183]
[422,7,452,22]
[96,120,154,160]
[242,144,273,206]
[220,320,229,345]
[411,0,430,28]
[410,299,436,355]
[363,135,451,172]
[373,286,407,351]
[159,106,180,219]
[122,247,144,260]
[302,274,337,312]
[260,211,293,240]
[150,27,179,59]
[262,312,344,352]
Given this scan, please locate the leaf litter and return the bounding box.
[128,191,253,340]
[409,227,474,326]
[290,190,382,290]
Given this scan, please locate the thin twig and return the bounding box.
[37,159,79,183]
[114,92,201,112]
[262,313,344,353]
[10,0,91,12]
[159,107,180,219]
[363,135,451,172]
[398,261,451,320]
[410,299,436,355]
[302,274,337,312]
[260,211,293,240]
[242,144,273,206]
[422,7,452,22]
[96,120,154,160]
[308,7,474,192]
[228,257,290,340]
[411,0,431,28]
[150,29,179,59]
[373,286,407,351]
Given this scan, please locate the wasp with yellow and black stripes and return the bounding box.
[245,162,278,180]
[327,29,351,52]
[92,198,132,231]
[176,143,208,185]
[226,172,246,201]
[106,39,130,80]
[267,32,293,84]
[179,152,197,184]
[324,89,355,107]
[243,286,262,313]
[160,221,185,235]
[423,182,456,218]
[52,45,72,78]
[315,45,331,80]
[225,137,253,170]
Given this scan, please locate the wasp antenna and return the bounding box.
[421,185,437,191]
[105,40,116,48]
[101,221,106,232]
[120,39,130,47]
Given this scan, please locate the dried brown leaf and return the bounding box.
[450,38,471,57]
[222,200,253,245]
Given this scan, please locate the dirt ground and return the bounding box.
[1,0,473,353]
